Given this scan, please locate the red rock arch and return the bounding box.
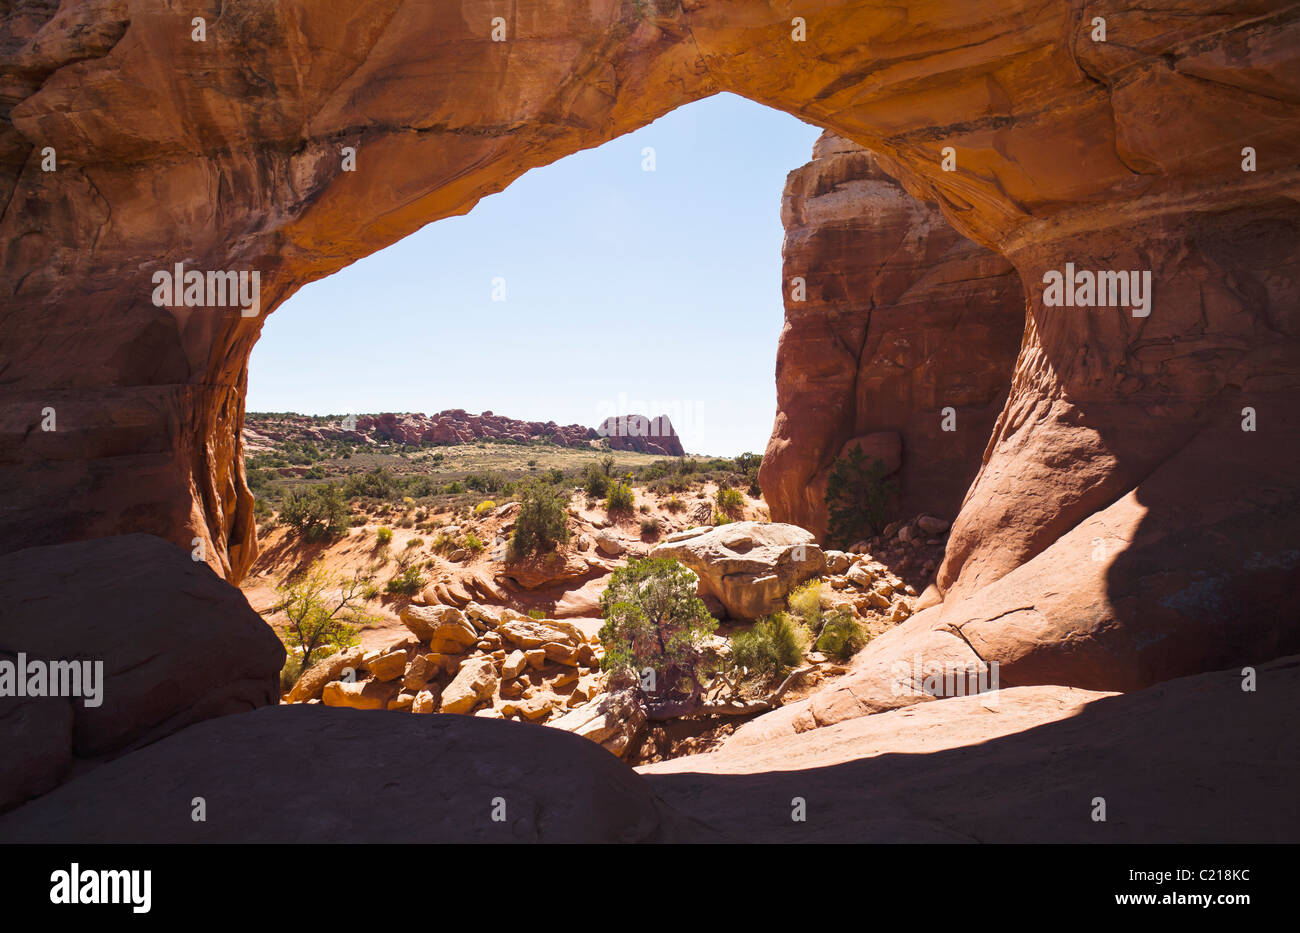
[2,1,1296,690]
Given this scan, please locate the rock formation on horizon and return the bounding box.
[595,413,685,457]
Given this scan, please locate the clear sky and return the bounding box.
[248,93,822,456]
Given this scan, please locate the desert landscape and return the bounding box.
[1,0,1297,884]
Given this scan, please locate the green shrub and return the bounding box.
[274,562,374,689]
[510,477,570,559]
[640,516,661,537]
[606,481,635,513]
[584,462,611,498]
[280,484,350,542]
[463,531,485,553]
[664,495,685,512]
[825,446,897,547]
[599,558,717,701]
[787,580,824,629]
[729,613,809,680]
[815,610,868,660]
[385,565,426,595]
[715,485,745,519]
[375,527,393,546]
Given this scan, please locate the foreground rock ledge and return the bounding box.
[641,656,1300,843]
[3,657,1295,844]
[0,706,699,844]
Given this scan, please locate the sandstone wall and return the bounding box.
[761,132,1024,540]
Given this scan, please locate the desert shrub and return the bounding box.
[712,508,732,526]
[509,478,570,559]
[474,500,496,517]
[527,609,547,620]
[465,471,505,494]
[405,538,423,550]
[441,481,465,495]
[729,613,809,680]
[600,454,616,476]
[545,468,566,485]
[664,495,685,512]
[385,564,426,595]
[652,475,690,494]
[375,526,393,546]
[345,467,397,500]
[280,484,350,542]
[397,517,414,529]
[816,610,868,660]
[606,481,635,514]
[825,446,897,547]
[787,580,824,630]
[734,451,763,496]
[640,516,661,537]
[463,531,485,553]
[274,562,375,688]
[583,462,611,498]
[715,485,745,519]
[432,532,455,552]
[599,558,717,703]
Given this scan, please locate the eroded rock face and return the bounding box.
[761,132,1024,540]
[0,2,1296,718]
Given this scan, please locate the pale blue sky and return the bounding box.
[248,93,822,456]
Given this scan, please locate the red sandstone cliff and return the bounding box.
[761,132,1024,541]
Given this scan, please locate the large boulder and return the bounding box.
[439,658,499,715]
[0,535,283,811]
[0,706,692,842]
[548,688,647,759]
[497,619,581,650]
[499,552,593,590]
[650,522,825,619]
[286,647,364,703]
[399,605,478,653]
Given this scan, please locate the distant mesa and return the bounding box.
[596,414,684,457]
[243,409,684,455]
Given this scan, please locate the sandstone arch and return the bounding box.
[2,1,1297,698]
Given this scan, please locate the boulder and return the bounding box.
[499,552,592,590]
[0,535,283,812]
[321,681,396,711]
[498,619,580,650]
[364,649,408,683]
[594,529,625,557]
[547,688,647,759]
[399,605,478,653]
[411,689,439,714]
[502,650,527,679]
[439,658,499,715]
[401,654,437,691]
[287,647,364,703]
[649,522,825,619]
